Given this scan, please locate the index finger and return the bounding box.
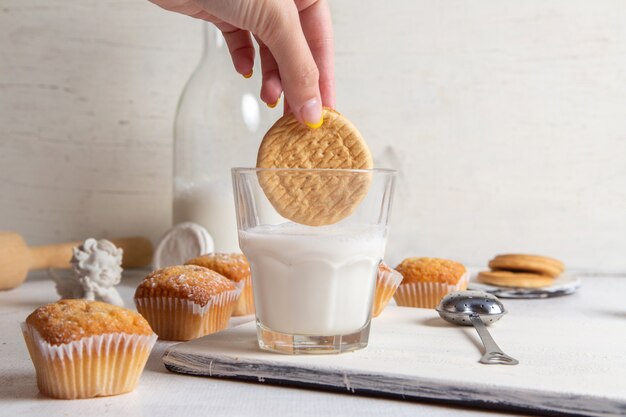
[297,0,335,108]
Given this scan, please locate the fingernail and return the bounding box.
[267,97,280,109]
[243,71,253,79]
[301,99,323,129]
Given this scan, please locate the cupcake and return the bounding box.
[393,257,469,309]
[372,262,404,317]
[185,253,253,316]
[21,299,156,399]
[134,265,240,341]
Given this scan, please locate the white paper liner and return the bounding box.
[373,267,404,317]
[21,323,156,399]
[394,271,470,309]
[233,278,245,293]
[134,287,241,340]
[232,276,255,316]
[135,286,240,316]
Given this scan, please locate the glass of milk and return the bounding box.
[232,168,396,354]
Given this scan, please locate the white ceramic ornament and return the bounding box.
[152,222,214,270]
[51,238,124,306]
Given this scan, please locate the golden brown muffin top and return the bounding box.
[134,265,236,306]
[25,299,153,346]
[185,253,250,282]
[395,257,466,285]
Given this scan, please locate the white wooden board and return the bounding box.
[163,306,626,417]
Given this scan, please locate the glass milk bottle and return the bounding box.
[173,23,272,252]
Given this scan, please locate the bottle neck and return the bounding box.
[202,22,228,61]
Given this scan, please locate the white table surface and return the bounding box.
[1,269,620,417]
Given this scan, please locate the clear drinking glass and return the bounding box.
[232,168,396,354]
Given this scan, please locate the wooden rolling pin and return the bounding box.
[0,232,153,290]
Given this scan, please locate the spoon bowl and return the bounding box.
[436,290,519,365]
[436,290,506,326]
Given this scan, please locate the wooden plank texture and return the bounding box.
[164,306,626,417]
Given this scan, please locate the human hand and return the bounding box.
[150,0,334,128]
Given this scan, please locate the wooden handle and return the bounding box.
[29,237,153,270]
[0,232,31,290]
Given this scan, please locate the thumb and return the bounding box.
[257,6,323,128]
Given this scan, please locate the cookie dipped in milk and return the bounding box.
[231,108,396,354]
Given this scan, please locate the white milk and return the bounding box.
[239,223,387,335]
[173,178,240,253]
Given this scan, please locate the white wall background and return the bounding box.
[1,1,625,273]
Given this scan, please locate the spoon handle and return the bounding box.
[469,313,519,365]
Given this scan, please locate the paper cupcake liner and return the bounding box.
[232,276,254,316]
[135,287,240,341]
[393,272,470,309]
[21,323,156,399]
[373,268,404,317]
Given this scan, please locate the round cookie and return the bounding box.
[256,108,373,226]
[477,270,555,288]
[257,108,373,171]
[492,253,565,270]
[488,254,564,278]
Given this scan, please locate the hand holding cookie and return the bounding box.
[149,0,334,127]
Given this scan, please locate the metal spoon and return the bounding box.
[436,290,519,365]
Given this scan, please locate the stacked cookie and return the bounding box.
[478,254,565,288]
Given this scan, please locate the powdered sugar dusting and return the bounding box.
[24,299,153,346]
[135,265,236,307]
